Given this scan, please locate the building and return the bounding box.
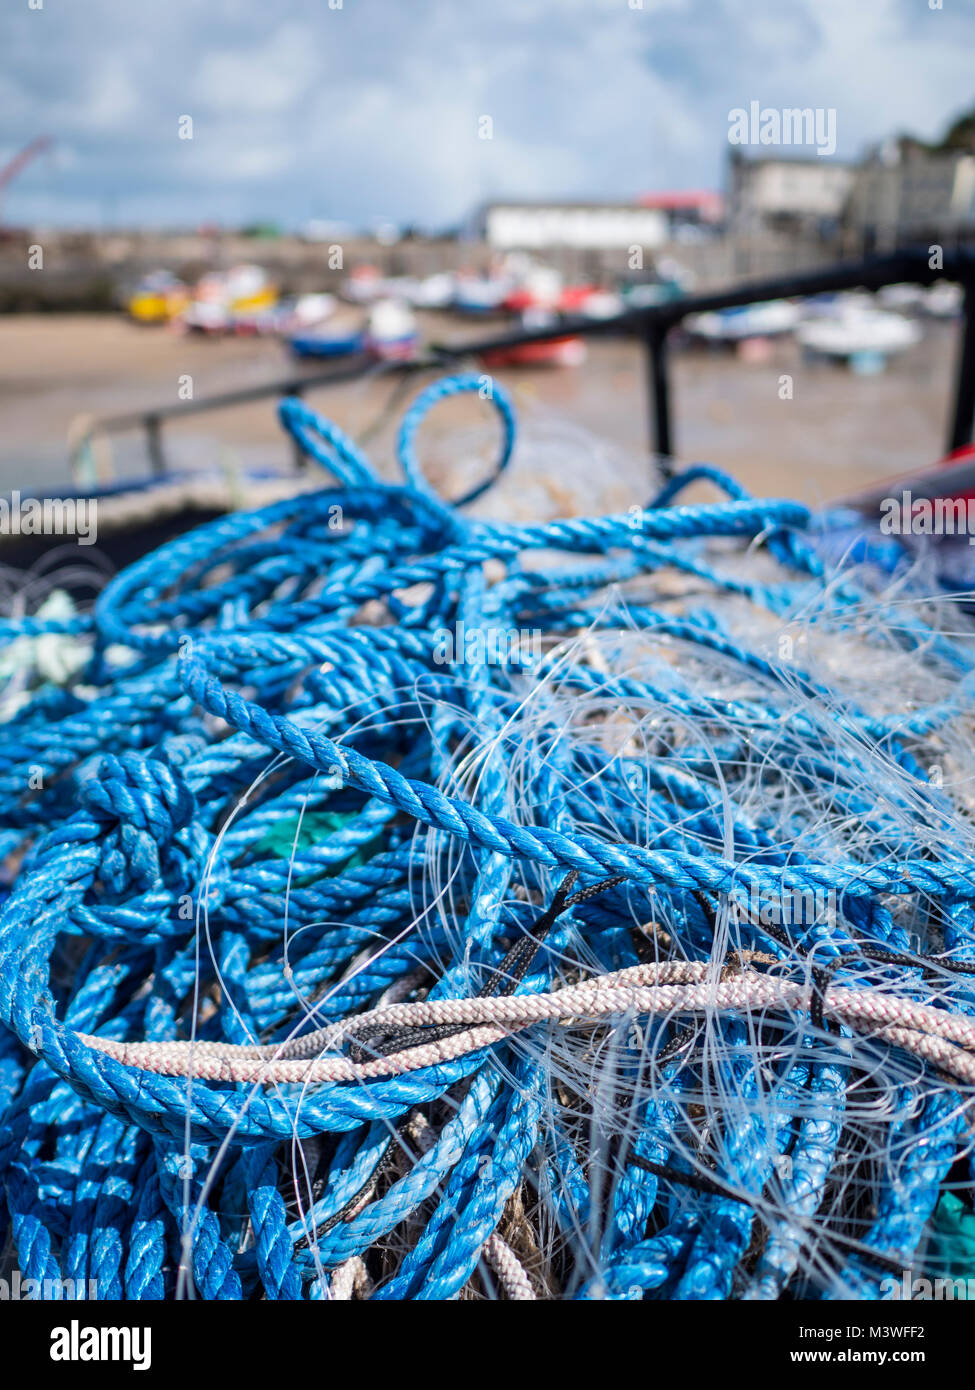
[637,190,724,238]
[847,141,975,253]
[727,151,855,240]
[480,201,668,251]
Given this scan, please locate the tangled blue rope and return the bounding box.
[0,370,974,1300]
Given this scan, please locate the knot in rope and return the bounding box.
[78,750,202,897]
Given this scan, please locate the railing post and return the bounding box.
[288,384,306,472]
[146,417,166,478]
[948,279,975,455]
[644,319,673,474]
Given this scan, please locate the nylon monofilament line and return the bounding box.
[1,371,975,1301]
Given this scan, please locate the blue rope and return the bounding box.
[0,372,972,1300]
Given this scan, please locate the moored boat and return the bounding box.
[452,274,511,315]
[364,299,419,360]
[685,299,800,343]
[288,322,365,359]
[127,271,190,325]
[797,303,921,369]
[480,309,585,368]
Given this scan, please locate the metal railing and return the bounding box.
[73,247,975,483]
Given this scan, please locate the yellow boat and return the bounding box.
[182,266,280,333]
[127,272,190,324]
[225,265,279,327]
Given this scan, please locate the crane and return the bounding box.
[0,137,53,223]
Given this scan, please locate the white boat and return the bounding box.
[797,305,922,361]
[182,264,279,334]
[685,299,799,342]
[182,298,231,333]
[291,292,335,324]
[342,267,387,304]
[452,276,511,314]
[801,291,875,321]
[877,283,927,313]
[404,273,455,309]
[364,299,419,359]
[341,271,454,310]
[924,282,963,318]
[260,292,336,336]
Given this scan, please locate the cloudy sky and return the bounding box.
[2,0,974,230]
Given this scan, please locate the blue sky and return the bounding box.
[2,0,974,229]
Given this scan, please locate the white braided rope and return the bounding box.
[327,1255,372,1301]
[75,961,975,1087]
[483,1234,537,1301]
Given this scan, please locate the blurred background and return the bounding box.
[2,0,975,507]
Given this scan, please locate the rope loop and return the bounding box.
[396,371,516,508]
[277,396,379,487]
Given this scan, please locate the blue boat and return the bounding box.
[288,326,365,359]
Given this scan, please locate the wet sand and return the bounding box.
[0,311,961,509]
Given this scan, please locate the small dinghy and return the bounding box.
[452,275,511,315]
[127,271,189,325]
[260,293,335,338]
[288,310,366,359]
[797,302,921,371]
[288,327,365,359]
[364,299,419,360]
[480,308,585,368]
[685,299,799,343]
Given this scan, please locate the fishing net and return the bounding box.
[0,373,974,1300]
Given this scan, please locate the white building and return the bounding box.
[728,153,854,235]
[482,202,668,251]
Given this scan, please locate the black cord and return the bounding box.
[346,871,629,1062]
[629,1154,910,1278]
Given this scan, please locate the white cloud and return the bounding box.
[194,23,320,114]
[0,0,972,227]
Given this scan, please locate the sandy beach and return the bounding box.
[0,310,961,508]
